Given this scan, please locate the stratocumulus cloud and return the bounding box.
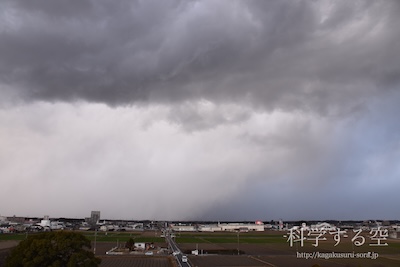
[0,0,399,220]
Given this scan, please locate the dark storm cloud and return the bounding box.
[1,0,400,220]
[1,0,399,112]
[199,91,400,221]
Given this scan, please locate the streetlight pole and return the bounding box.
[94,229,97,255]
[237,231,240,255]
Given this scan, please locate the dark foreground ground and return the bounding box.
[2,231,400,267]
[98,256,175,267]
[175,231,400,267]
[0,249,10,267]
[187,254,393,267]
[0,241,175,267]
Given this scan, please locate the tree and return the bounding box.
[125,238,135,251]
[5,231,101,267]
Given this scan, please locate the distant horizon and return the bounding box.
[2,214,399,223]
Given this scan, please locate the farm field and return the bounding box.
[2,230,400,266]
[174,231,400,267]
[83,230,167,244]
[188,255,349,267]
[0,230,167,244]
[98,256,174,267]
[0,241,20,266]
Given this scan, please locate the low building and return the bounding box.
[199,222,265,232]
[198,224,222,232]
[219,222,264,232]
[171,225,197,231]
[134,242,146,250]
[7,216,25,224]
[310,222,336,231]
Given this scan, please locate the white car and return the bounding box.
[182,255,188,262]
[145,251,153,256]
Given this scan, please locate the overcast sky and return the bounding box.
[1,0,400,221]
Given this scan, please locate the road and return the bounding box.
[166,235,191,267]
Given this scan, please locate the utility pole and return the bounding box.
[237,231,240,255]
[94,229,97,255]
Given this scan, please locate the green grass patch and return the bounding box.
[0,231,167,244]
[175,234,288,244]
[175,237,208,243]
[0,233,30,241]
[177,232,283,238]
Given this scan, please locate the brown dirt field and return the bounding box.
[188,254,400,267]
[0,249,11,267]
[178,242,293,256]
[0,241,19,250]
[258,254,400,267]
[98,256,174,267]
[0,241,19,266]
[178,242,226,252]
[257,255,346,267]
[188,255,268,267]
[176,237,400,267]
[92,242,119,256]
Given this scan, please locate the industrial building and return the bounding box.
[170,224,197,232]
[194,222,265,232]
[85,211,101,226]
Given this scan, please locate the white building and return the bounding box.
[199,222,264,232]
[171,225,197,232]
[310,222,336,231]
[135,242,146,250]
[198,224,222,232]
[40,219,51,228]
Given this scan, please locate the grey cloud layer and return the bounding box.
[1,0,399,112]
[1,0,400,220]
